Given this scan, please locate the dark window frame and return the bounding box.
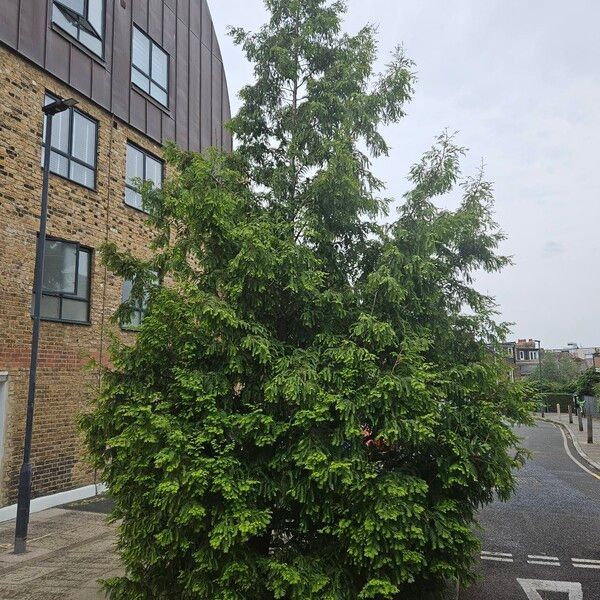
[120,278,148,331]
[131,25,170,108]
[43,92,99,191]
[52,0,106,58]
[124,141,164,212]
[34,236,93,325]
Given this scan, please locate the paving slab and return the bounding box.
[0,505,121,599]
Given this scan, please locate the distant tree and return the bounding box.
[575,367,600,397]
[83,1,533,598]
[531,352,583,391]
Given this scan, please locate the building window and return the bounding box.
[43,94,98,189]
[52,0,105,57]
[35,239,92,324]
[518,351,525,361]
[121,279,149,329]
[529,351,539,361]
[131,26,169,107]
[125,143,163,211]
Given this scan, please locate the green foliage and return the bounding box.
[82,1,533,598]
[530,352,583,393]
[575,367,600,397]
[538,393,573,413]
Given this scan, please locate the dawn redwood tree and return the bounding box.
[83,1,533,598]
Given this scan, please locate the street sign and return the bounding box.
[517,579,583,600]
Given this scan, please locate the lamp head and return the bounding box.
[43,97,78,116]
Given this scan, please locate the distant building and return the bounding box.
[500,339,541,379]
[499,342,518,381]
[501,340,600,382]
[514,339,541,378]
[546,343,600,369]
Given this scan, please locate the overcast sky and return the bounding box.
[210,0,600,349]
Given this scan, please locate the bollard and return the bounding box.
[578,407,584,432]
[568,403,573,424]
[557,403,561,419]
[587,410,594,444]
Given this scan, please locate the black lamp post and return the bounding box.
[534,339,543,416]
[13,96,78,555]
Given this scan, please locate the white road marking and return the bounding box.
[517,579,583,600]
[572,557,600,564]
[481,548,600,573]
[481,555,513,562]
[556,423,600,480]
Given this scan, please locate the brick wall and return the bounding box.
[0,45,171,506]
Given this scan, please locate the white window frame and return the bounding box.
[518,351,525,361]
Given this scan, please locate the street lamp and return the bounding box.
[13,96,78,555]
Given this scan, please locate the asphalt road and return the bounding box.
[461,420,600,600]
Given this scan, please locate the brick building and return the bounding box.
[500,339,541,379]
[513,339,541,378]
[0,0,231,515]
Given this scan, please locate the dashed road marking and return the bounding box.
[571,558,600,569]
[572,558,600,564]
[481,550,600,571]
[481,555,513,563]
[527,559,561,567]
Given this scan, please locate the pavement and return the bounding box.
[461,420,600,600]
[0,502,120,599]
[542,411,600,470]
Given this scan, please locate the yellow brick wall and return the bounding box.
[0,45,167,506]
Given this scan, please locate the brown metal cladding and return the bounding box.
[0,0,232,152]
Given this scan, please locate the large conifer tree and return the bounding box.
[84,1,533,598]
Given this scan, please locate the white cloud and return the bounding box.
[210,0,600,347]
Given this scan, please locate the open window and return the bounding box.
[52,0,105,57]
